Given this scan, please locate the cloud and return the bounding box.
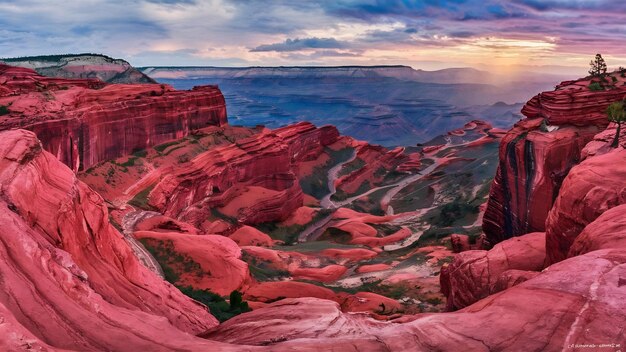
[1,0,626,70]
[251,37,347,52]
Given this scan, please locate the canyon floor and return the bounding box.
[78,119,502,317]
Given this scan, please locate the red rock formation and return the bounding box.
[569,205,626,257]
[0,129,235,350]
[545,148,626,264]
[522,78,624,127]
[134,231,253,296]
[0,64,227,171]
[149,122,338,225]
[441,232,545,310]
[229,226,274,247]
[450,233,470,253]
[483,84,606,243]
[201,249,626,350]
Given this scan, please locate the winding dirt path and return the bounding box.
[122,211,166,278]
[320,149,358,209]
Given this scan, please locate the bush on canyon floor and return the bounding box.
[0,105,9,116]
[429,200,478,227]
[177,286,251,322]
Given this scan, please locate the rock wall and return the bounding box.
[149,122,339,226]
[0,129,240,351]
[482,76,618,243]
[0,64,227,172]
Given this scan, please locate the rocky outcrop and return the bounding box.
[149,122,339,225]
[0,64,227,171]
[545,148,626,264]
[522,78,624,127]
[482,76,616,243]
[0,129,234,350]
[440,232,545,310]
[201,249,626,350]
[1,53,155,83]
[569,205,626,257]
[134,230,253,296]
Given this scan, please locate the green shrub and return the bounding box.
[177,286,251,322]
[589,82,604,91]
[0,105,9,116]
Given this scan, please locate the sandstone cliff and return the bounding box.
[149,122,339,226]
[0,64,227,171]
[482,75,622,243]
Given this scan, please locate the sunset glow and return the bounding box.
[3,1,626,74]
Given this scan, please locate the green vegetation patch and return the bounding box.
[0,105,9,116]
[588,82,604,91]
[178,286,251,322]
[337,157,365,177]
[153,139,183,153]
[128,184,156,210]
[254,208,331,245]
[139,238,209,284]
[318,227,353,244]
[300,147,354,199]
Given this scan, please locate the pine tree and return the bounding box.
[606,101,625,148]
[589,54,607,77]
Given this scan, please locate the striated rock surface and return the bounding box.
[0,129,239,351]
[441,232,546,310]
[569,205,626,257]
[0,64,227,171]
[483,79,609,243]
[545,148,626,264]
[149,122,339,225]
[202,249,626,350]
[1,53,155,83]
[522,77,623,127]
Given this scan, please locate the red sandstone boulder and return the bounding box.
[291,265,347,283]
[244,282,337,303]
[545,148,626,264]
[319,248,378,262]
[441,232,545,310]
[489,269,541,293]
[338,291,402,315]
[201,298,388,346]
[450,233,470,253]
[356,263,392,273]
[134,231,253,296]
[229,226,274,247]
[569,204,626,258]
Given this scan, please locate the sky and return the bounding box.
[2,0,626,74]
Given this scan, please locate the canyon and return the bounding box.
[0,61,624,351]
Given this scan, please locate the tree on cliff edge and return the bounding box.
[606,101,625,148]
[589,54,607,77]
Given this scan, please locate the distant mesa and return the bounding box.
[1,53,156,84]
